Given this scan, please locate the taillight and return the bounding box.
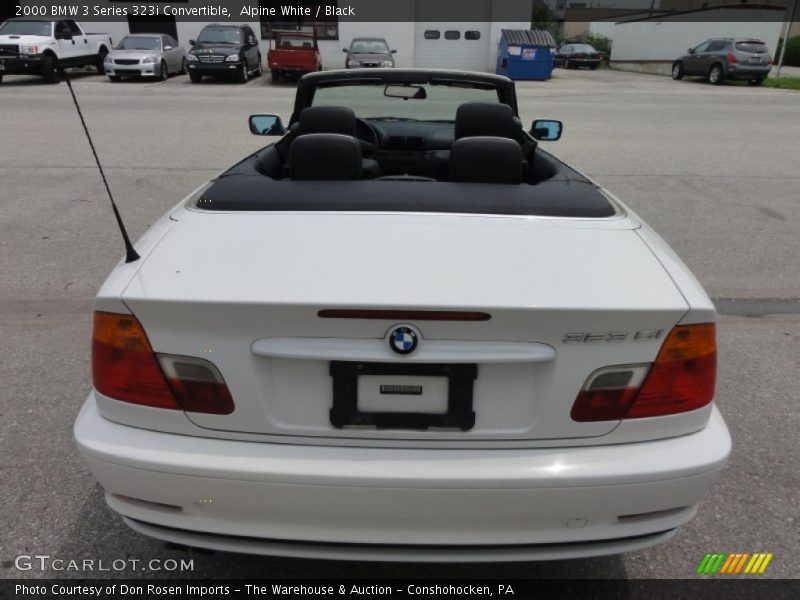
[92,311,234,414]
[726,52,738,64]
[571,323,716,421]
[626,323,716,418]
[157,354,234,415]
[571,364,650,422]
[93,311,178,409]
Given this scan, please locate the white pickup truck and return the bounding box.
[0,18,112,83]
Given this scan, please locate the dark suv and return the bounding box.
[672,38,771,85]
[187,24,261,83]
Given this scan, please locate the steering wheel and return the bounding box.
[355,118,380,154]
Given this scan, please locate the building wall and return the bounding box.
[563,7,669,39]
[585,21,619,41]
[608,9,785,63]
[646,0,799,42]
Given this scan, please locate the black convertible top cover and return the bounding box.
[194,176,616,218]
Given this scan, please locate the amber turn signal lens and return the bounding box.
[92,311,178,409]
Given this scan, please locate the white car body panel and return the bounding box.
[0,33,53,48]
[106,207,693,443]
[76,395,729,559]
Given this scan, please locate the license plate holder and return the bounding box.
[329,361,477,431]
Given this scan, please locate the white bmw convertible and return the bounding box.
[75,69,730,562]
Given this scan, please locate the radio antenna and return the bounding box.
[62,69,140,263]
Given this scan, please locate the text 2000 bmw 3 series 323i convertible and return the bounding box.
[74,69,730,562]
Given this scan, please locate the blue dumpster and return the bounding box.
[496,29,556,80]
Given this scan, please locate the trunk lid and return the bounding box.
[121,211,688,443]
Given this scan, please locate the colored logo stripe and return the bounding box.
[698,552,773,574]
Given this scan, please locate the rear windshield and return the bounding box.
[735,41,767,53]
[277,36,314,49]
[570,45,596,53]
[0,20,51,36]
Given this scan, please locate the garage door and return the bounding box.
[413,0,492,71]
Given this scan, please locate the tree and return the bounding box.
[531,3,563,44]
[586,31,611,56]
[775,36,800,67]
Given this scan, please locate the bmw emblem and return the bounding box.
[388,325,419,355]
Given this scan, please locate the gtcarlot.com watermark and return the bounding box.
[13,554,194,573]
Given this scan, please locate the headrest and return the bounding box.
[297,106,357,137]
[290,134,362,181]
[449,137,522,185]
[455,102,519,140]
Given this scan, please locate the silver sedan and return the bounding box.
[104,34,186,81]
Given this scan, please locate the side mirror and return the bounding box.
[249,114,286,136]
[391,49,397,54]
[189,39,196,46]
[530,119,563,141]
[687,47,695,54]
[164,45,173,51]
[342,48,348,52]
[57,30,73,41]
[248,36,256,46]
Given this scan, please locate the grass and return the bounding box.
[762,76,800,90]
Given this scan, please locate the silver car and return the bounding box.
[104,34,186,81]
[343,37,396,69]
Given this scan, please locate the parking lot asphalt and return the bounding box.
[0,66,798,581]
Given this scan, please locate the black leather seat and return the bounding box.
[427,102,534,181]
[297,106,358,136]
[449,137,522,185]
[290,133,363,181]
[454,102,522,140]
[295,107,380,178]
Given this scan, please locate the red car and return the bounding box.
[267,32,321,82]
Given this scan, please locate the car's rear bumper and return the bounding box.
[566,58,600,67]
[726,64,771,78]
[74,394,730,561]
[124,518,679,562]
[270,63,315,71]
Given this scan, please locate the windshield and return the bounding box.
[349,39,390,54]
[0,20,51,36]
[570,44,596,53]
[312,83,501,122]
[117,36,160,50]
[735,41,767,53]
[197,27,241,45]
[278,36,315,49]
